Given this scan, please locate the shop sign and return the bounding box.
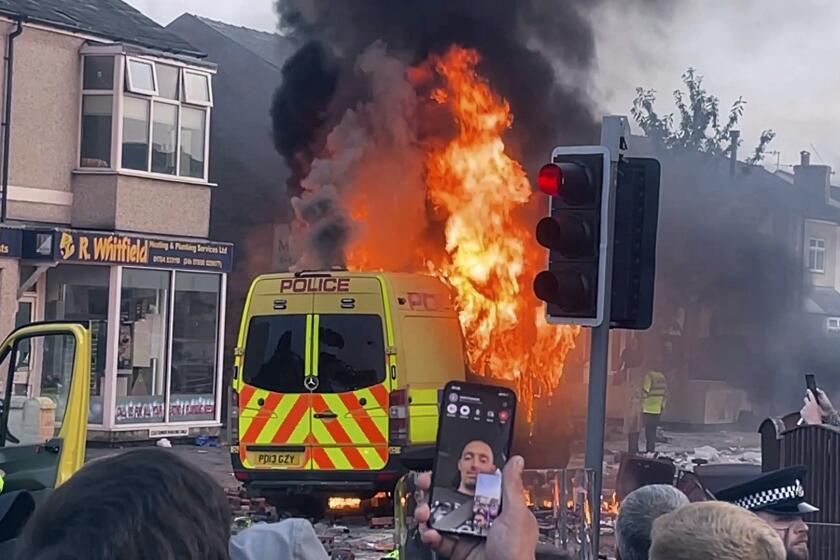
[115,394,216,424]
[0,226,22,258]
[57,229,233,272]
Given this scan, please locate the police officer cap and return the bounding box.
[715,465,819,515]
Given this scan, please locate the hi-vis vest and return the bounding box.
[642,370,667,414]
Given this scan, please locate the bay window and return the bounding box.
[79,51,213,181]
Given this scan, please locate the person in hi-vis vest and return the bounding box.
[640,369,668,453]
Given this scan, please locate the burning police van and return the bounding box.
[230,270,468,500]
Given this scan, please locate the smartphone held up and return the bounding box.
[428,381,516,538]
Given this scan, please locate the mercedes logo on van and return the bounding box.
[304,376,319,391]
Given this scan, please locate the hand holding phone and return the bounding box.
[428,382,516,539]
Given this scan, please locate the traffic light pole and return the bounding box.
[584,116,627,554]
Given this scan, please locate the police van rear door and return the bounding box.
[238,278,314,471]
[310,275,390,472]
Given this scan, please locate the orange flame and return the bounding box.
[348,46,580,411]
[601,491,620,518]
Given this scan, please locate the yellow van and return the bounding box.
[230,271,467,495]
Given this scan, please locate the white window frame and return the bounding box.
[808,237,826,273]
[182,69,213,107]
[77,49,214,183]
[827,317,840,334]
[78,55,120,170]
[125,56,159,96]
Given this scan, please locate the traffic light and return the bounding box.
[533,146,611,326]
[610,157,660,330]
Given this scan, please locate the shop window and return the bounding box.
[116,269,170,425]
[243,315,307,394]
[78,52,213,180]
[316,315,386,393]
[170,272,220,421]
[45,265,110,424]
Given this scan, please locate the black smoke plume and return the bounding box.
[270,0,614,199]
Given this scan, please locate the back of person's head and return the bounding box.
[18,448,230,560]
[649,502,785,560]
[229,519,329,560]
[616,484,689,560]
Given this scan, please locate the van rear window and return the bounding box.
[242,315,306,393]
[316,314,386,393]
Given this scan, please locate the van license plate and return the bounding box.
[248,452,303,467]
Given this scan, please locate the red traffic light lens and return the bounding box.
[537,164,562,196]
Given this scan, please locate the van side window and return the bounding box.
[316,315,385,393]
[242,315,306,393]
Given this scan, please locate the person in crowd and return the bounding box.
[429,440,498,534]
[800,388,840,428]
[16,448,231,560]
[416,455,540,560]
[615,484,690,560]
[640,365,668,454]
[229,518,329,560]
[649,501,786,560]
[456,440,496,496]
[715,466,816,560]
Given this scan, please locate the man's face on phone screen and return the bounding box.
[457,440,494,495]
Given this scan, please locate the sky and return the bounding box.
[126,0,840,174]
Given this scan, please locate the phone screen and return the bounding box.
[428,382,516,538]
[806,373,818,395]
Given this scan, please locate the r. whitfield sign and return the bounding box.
[58,230,233,272]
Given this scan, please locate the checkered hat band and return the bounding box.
[734,480,805,510]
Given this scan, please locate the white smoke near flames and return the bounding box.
[290,42,428,272]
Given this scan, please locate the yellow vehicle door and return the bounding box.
[237,287,315,471]
[0,321,91,500]
[311,280,390,471]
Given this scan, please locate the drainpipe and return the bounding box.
[1,19,23,223]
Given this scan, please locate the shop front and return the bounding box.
[13,227,233,442]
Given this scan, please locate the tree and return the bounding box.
[631,68,775,165]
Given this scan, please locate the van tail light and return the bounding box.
[229,387,240,444]
[389,388,409,446]
[234,470,250,482]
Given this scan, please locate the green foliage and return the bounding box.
[631,68,774,164]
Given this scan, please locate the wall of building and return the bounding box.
[6,25,81,223]
[72,173,210,237]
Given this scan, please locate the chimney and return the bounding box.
[794,149,831,206]
[729,130,740,175]
[800,150,811,166]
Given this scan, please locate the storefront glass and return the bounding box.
[116,268,170,425]
[170,272,220,422]
[45,265,109,424]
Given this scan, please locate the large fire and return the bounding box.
[347,46,580,410]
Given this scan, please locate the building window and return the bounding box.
[808,238,826,273]
[170,272,220,422]
[116,268,171,425]
[827,317,840,334]
[79,53,213,181]
[122,97,150,170]
[45,265,110,424]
